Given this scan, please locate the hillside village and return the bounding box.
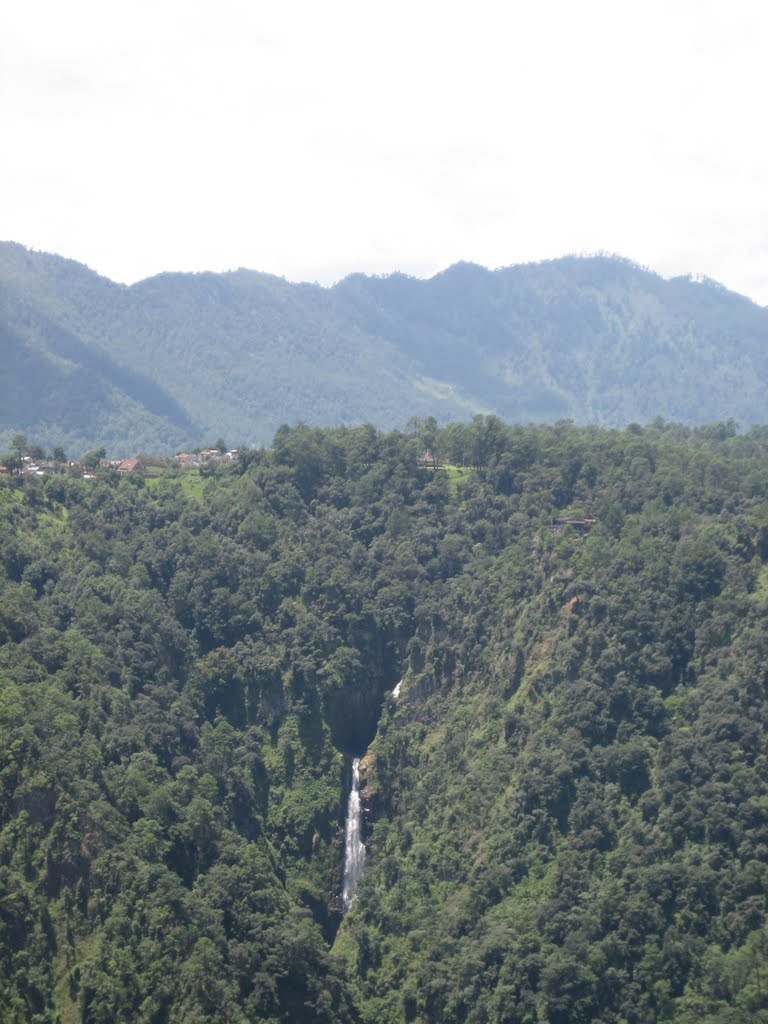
[1,445,240,480]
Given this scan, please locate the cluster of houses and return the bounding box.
[173,448,239,469]
[2,448,239,479]
[1,457,70,478]
[101,449,240,476]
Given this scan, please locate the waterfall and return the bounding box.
[342,757,366,910]
[392,678,403,699]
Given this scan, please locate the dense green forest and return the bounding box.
[1,417,767,1022]
[3,240,768,457]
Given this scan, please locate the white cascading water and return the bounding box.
[342,757,366,910]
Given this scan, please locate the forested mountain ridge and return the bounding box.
[1,417,767,1022]
[0,245,197,457]
[2,240,768,456]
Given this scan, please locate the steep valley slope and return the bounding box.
[0,419,766,1023]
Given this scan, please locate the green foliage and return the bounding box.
[81,446,107,471]
[4,242,768,456]
[0,419,767,1022]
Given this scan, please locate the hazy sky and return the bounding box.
[3,0,768,302]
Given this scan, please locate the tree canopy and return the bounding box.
[0,418,766,1022]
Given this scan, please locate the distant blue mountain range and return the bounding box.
[2,242,766,456]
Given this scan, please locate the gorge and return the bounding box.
[0,418,766,1023]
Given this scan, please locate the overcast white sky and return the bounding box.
[2,0,768,302]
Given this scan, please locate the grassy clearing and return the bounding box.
[440,463,473,495]
[144,470,208,501]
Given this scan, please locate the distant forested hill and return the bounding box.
[1,419,768,1021]
[2,241,768,456]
